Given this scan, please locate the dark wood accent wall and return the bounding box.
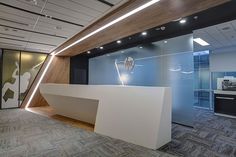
[54,0,229,56]
[21,56,70,108]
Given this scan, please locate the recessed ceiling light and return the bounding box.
[164,40,168,44]
[142,32,147,36]
[160,26,166,30]
[100,46,104,50]
[87,51,91,54]
[139,46,143,49]
[117,40,122,44]
[194,16,198,20]
[193,38,210,46]
[179,19,186,24]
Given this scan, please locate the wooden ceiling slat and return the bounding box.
[53,0,230,56]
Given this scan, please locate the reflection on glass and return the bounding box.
[89,34,194,126]
[1,50,47,108]
[20,52,47,103]
[2,50,20,108]
[193,51,211,109]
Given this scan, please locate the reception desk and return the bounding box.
[40,84,172,149]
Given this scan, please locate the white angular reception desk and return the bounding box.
[39,84,172,149]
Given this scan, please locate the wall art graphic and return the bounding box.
[1,50,47,109]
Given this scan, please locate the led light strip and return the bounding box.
[52,0,160,55]
[25,55,55,108]
[25,0,160,108]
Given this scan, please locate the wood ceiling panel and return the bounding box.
[16,0,46,9]
[29,34,65,45]
[0,5,38,21]
[26,42,56,52]
[68,0,111,13]
[42,10,88,26]
[0,37,27,48]
[107,0,122,5]
[0,0,127,53]
[54,0,230,56]
[0,0,44,13]
[36,17,82,34]
[0,26,31,39]
[48,0,102,18]
[44,3,92,24]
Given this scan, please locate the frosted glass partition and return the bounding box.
[89,34,194,126]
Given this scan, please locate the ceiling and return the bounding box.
[194,19,236,51]
[0,0,127,53]
[53,0,229,56]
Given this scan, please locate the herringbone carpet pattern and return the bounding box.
[0,109,176,157]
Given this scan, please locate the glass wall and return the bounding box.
[193,47,236,110]
[1,50,47,109]
[89,34,194,126]
[194,51,211,109]
[2,50,20,108]
[20,52,47,103]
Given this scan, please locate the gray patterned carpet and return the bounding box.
[0,109,176,157]
[160,109,236,157]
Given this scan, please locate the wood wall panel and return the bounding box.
[55,0,230,56]
[21,56,70,108]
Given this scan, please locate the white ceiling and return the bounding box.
[0,0,127,53]
[193,19,236,52]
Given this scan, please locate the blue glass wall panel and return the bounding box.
[89,34,194,126]
[193,51,211,109]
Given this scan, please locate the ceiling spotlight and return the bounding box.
[160,26,166,30]
[141,32,147,36]
[179,19,186,24]
[139,46,143,49]
[193,38,210,46]
[164,40,168,44]
[117,40,122,44]
[100,46,104,50]
[87,51,91,54]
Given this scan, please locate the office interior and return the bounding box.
[0,0,236,157]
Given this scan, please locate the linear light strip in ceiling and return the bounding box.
[193,38,210,46]
[25,0,160,108]
[52,0,161,55]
